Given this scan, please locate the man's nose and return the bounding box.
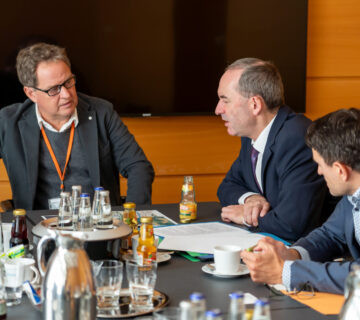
[59,85,71,98]
[215,102,223,115]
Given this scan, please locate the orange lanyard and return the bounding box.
[41,122,75,190]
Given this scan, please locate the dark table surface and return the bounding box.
[2,202,338,319]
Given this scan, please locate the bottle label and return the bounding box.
[179,202,197,220]
[182,184,193,192]
[137,252,156,265]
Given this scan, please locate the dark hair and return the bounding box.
[306,108,360,171]
[16,42,71,87]
[226,58,284,110]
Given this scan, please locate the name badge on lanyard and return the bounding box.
[48,198,61,210]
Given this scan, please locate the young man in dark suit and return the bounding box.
[241,108,360,294]
[216,58,332,241]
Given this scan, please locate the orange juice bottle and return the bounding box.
[121,202,138,255]
[179,176,197,223]
[137,216,157,265]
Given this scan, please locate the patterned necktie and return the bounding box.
[251,147,261,192]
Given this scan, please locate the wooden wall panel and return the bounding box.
[121,173,226,205]
[1,0,360,205]
[307,0,360,77]
[306,78,360,119]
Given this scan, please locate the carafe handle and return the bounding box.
[37,234,55,277]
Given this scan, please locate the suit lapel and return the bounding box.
[76,100,100,187]
[18,107,40,208]
[261,106,292,193]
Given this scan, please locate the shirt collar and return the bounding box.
[35,104,79,133]
[348,187,360,208]
[252,114,277,153]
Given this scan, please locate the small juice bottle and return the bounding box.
[121,202,138,254]
[179,176,197,223]
[137,216,157,265]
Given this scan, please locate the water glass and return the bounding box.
[95,260,123,310]
[126,260,157,310]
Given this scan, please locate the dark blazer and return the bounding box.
[217,105,330,241]
[291,196,358,294]
[0,93,154,209]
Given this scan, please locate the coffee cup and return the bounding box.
[4,258,40,306]
[213,245,241,274]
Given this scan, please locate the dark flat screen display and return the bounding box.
[0,0,307,116]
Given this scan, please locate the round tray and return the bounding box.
[97,289,169,318]
[32,217,132,241]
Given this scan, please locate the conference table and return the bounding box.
[2,202,338,319]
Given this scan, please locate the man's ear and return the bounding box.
[23,86,37,103]
[249,96,264,116]
[333,161,352,182]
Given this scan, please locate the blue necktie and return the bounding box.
[251,147,261,192]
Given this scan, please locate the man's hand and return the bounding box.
[243,194,270,226]
[240,237,300,284]
[221,205,245,224]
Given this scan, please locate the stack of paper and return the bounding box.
[154,222,264,254]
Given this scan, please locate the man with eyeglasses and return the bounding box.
[241,108,360,294]
[0,42,154,210]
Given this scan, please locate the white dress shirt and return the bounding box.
[35,104,79,132]
[238,115,277,204]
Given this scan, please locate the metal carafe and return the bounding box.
[37,232,96,320]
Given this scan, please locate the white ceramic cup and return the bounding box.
[4,258,40,306]
[213,245,241,274]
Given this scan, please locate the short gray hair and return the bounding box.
[16,42,71,87]
[227,58,284,110]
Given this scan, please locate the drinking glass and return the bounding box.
[95,260,123,310]
[126,260,157,310]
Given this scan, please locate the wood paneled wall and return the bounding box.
[1,0,360,204]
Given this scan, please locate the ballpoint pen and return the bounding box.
[245,245,257,252]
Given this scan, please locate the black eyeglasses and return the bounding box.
[32,75,76,96]
[268,282,315,300]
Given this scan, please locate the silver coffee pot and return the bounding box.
[37,232,96,320]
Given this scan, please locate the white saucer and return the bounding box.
[202,263,249,278]
[123,252,171,264]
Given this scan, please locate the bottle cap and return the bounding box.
[180,300,193,309]
[60,191,70,197]
[13,209,26,216]
[94,186,104,191]
[254,298,269,306]
[205,309,222,317]
[123,202,136,209]
[190,292,205,301]
[80,193,90,198]
[229,291,244,299]
[72,185,82,190]
[140,216,153,223]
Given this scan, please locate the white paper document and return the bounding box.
[155,222,264,254]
